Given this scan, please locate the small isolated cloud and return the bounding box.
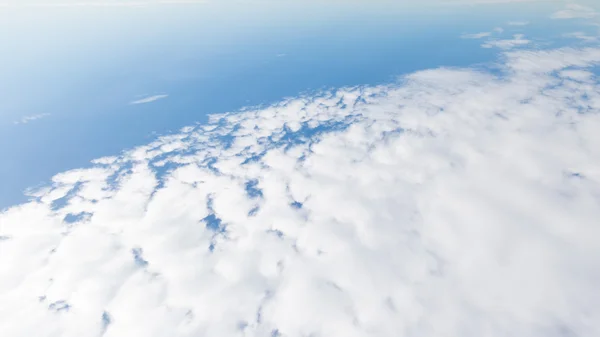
[13,113,50,125]
[2,45,600,337]
[508,21,530,26]
[482,34,530,49]
[563,31,598,41]
[129,94,168,105]
[461,32,492,39]
[462,28,504,39]
[552,4,597,19]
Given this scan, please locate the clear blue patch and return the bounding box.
[203,213,223,232]
[245,180,263,199]
[290,201,303,209]
[63,212,92,224]
[202,157,221,175]
[241,152,268,165]
[567,172,584,179]
[215,123,241,150]
[381,127,405,140]
[104,162,134,192]
[101,311,111,330]
[248,206,260,217]
[51,182,83,211]
[149,160,188,191]
[49,300,71,312]
[131,247,149,267]
[267,229,284,239]
[269,117,357,152]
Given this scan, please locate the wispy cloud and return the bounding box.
[507,20,530,26]
[461,27,505,39]
[482,34,530,49]
[129,94,168,105]
[3,45,600,337]
[551,4,597,19]
[461,26,506,39]
[461,32,492,39]
[563,31,598,41]
[13,113,50,125]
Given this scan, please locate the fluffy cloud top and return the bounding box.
[2,46,600,337]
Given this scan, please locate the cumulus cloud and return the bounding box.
[13,113,50,125]
[2,46,600,337]
[482,33,531,49]
[551,4,597,19]
[129,94,168,105]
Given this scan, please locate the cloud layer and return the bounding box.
[2,46,600,337]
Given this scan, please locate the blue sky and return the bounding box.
[0,0,583,208]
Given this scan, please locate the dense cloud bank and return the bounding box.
[2,47,600,337]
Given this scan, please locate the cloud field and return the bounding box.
[1,46,600,337]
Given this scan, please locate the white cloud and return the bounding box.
[129,94,168,105]
[461,32,492,39]
[559,68,595,81]
[551,4,597,19]
[482,33,531,49]
[13,113,50,125]
[2,46,600,337]
[461,28,504,39]
[563,31,598,41]
[508,20,530,26]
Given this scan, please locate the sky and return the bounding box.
[2,1,600,337]
[0,0,551,208]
